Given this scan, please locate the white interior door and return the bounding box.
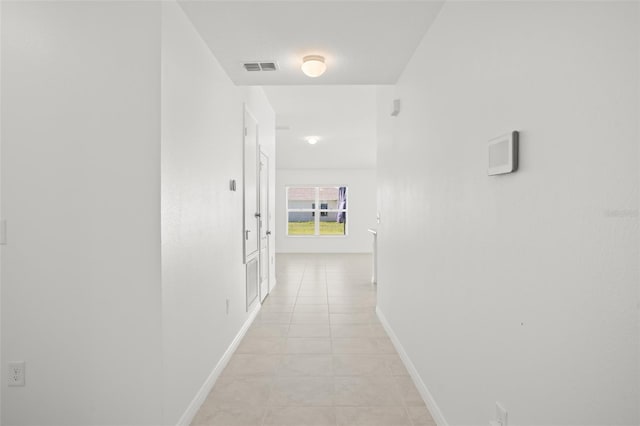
[243,108,259,261]
[243,107,259,309]
[258,151,270,302]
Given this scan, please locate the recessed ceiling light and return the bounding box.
[301,55,326,78]
[305,136,319,145]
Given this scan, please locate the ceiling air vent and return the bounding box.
[243,62,278,72]
[260,62,277,71]
[243,63,261,71]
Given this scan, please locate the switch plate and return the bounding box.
[8,361,25,386]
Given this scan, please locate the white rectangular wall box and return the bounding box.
[488,131,519,175]
[391,99,401,117]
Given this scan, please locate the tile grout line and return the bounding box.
[197,256,422,426]
[260,261,305,426]
[323,263,340,426]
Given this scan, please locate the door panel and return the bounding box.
[243,108,259,262]
[246,257,259,309]
[259,151,270,302]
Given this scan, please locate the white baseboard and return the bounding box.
[177,302,262,426]
[376,306,449,426]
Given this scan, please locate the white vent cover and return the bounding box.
[243,63,261,71]
[243,62,278,72]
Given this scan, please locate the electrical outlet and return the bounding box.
[226,298,230,315]
[8,361,25,386]
[496,402,507,426]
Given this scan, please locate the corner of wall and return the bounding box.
[637,1,640,419]
[177,302,261,426]
[375,307,448,426]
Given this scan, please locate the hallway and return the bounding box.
[2,1,639,424]
[191,254,435,426]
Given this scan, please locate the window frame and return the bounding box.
[285,185,348,237]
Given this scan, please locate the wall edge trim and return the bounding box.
[176,302,262,426]
[376,306,449,426]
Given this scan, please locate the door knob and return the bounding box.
[266,231,272,235]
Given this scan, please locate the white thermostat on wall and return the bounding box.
[488,131,519,176]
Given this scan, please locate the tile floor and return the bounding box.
[191,254,437,426]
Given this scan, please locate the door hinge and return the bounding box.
[244,127,248,136]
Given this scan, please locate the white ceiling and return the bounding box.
[178,1,444,85]
[262,85,378,169]
[178,1,444,169]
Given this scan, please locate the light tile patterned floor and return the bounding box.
[191,254,437,426]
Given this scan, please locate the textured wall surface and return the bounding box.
[376,2,640,424]
[2,2,163,424]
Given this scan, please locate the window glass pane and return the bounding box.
[319,213,346,235]
[318,187,339,211]
[287,187,315,210]
[287,186,347,237]
[288,212,315,235]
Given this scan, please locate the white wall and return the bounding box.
[161,3,276,424]
[0,2,277,425]
[0,3,4,421]
[376,2,639,425]
[1,2,163,424]
[276,169,376,253]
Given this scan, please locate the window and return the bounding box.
[287,186,347,236]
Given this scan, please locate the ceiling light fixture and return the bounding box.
[301,55,326,78]
[306,136,319,145]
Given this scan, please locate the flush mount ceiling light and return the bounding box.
[305,136,319,145]
[301,55,326,78]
